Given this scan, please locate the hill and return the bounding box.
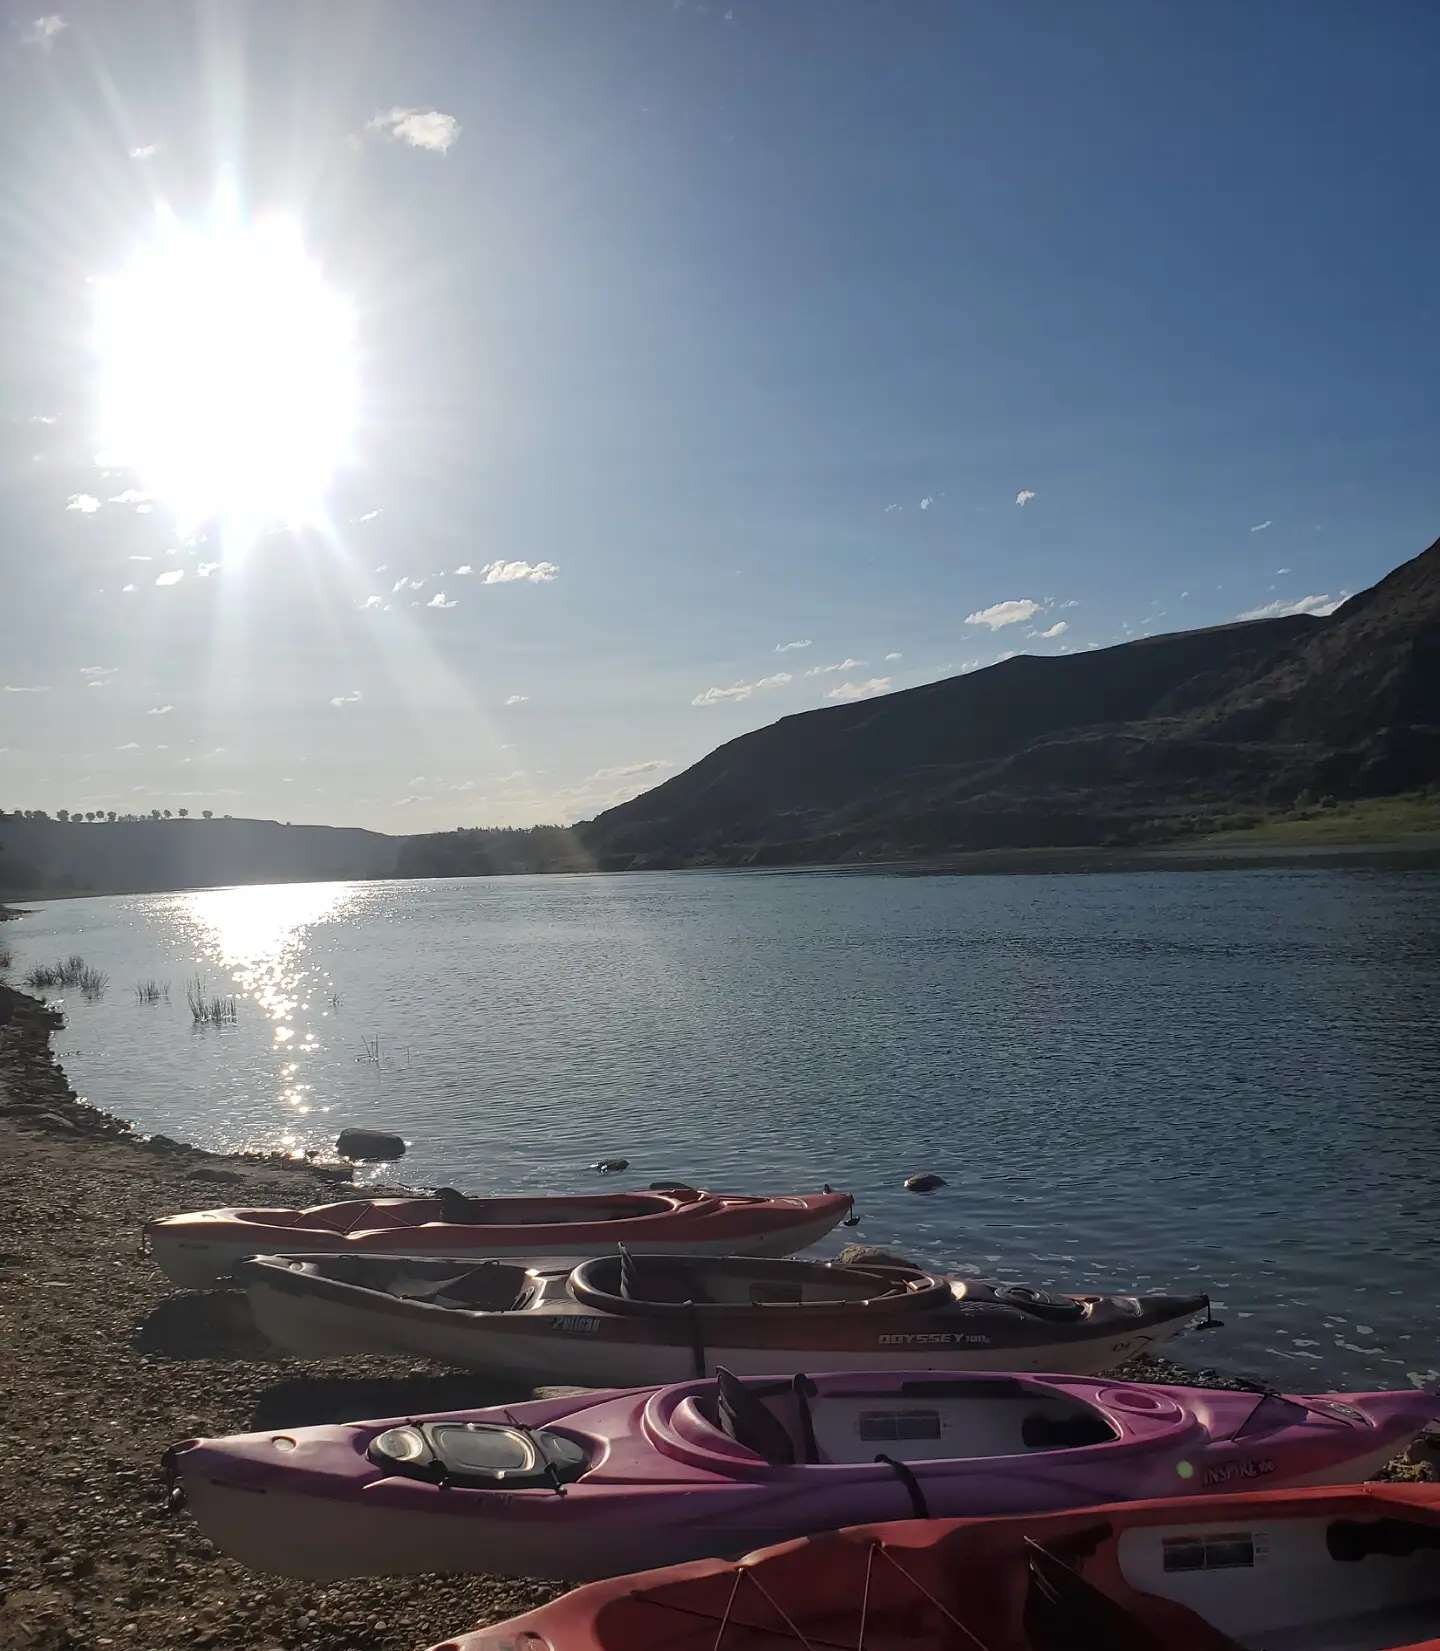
[583,534,1440,867]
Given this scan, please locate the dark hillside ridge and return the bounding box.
[585,534,1440,867]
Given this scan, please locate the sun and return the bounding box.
[94,213,358,535]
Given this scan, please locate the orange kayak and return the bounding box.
[430,1480,1440,1650]
[144,1183,854,1287]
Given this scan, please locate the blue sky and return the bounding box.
[1,0,1436,831]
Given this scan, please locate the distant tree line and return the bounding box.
[0,808,219,822]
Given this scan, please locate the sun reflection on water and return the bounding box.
[173,882,358,1137]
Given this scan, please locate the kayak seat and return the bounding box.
[1022,1413,1115,1450]
[715,1367,798,1465]
[617,1254,713,1306]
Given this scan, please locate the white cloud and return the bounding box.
[392,794,433,807]
[357,595,383,610]
[79,665,115,678]
[804,657,865,677]
[367,107,461,153]
[504,694,530,706]
[883,503,902,514]
[1274,566,1293,575]
[1250,520,1272,533]
[480,559,558,584]
[1235,592,1346,621]
[116,741,140,751]
[588,759,672,781]
[21,15,66,49]
[3,684,49,694]
[995,649,1018,663]
[884,651,903,661]
[1059,598,1080,609]
[392,576,425,593]
[426,591,457,609]
[146,704,174,716]
[1035,621,1069,639]
[453,564,473,575]
[121,583,136,593]
[1015,489,1036,507]
[86,678,110,688]
[154,569,184,587]
[966,598,1040,630]
[128,143,159,160]
[65,493,101,514]
[196,561,221,577]
[108,488,151,507]
[330,689,363,707]
[919,496,934,511]
[825,677,892,702]
[358,509,381,523]
[774,638,812,653]
[692,671,793,707]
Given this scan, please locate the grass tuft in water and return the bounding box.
[186,974,237,1025]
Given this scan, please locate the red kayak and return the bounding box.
[145,1183,854,1288]
[430,1480,1440,1651]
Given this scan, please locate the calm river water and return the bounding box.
[10,868,1440,1393]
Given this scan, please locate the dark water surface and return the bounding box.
[13,868,1440,1393]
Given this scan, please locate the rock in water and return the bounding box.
[335,1128,406,1161]
[904,1171,946,1193]
[592,1157,630,1174]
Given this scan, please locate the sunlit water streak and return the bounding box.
[13,868,1440,1392]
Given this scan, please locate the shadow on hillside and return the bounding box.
[250,1371,535,1431]
[136,1290,279,1362]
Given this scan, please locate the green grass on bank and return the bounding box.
[1196,790,1440,847]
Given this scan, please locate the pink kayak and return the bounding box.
[165,1368,1438,1582]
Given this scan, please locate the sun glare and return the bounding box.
[95,215,357,534]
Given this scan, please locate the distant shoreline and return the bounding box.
[4,831,1440,903]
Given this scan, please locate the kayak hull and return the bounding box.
[168,1371,1438,1582]
[241,1251,1210,1381]
[429,1481,1440,1651]
[146,1187,852,1288]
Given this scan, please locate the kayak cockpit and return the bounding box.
[261,1255,539,1310]
[679,1371,1118,1467]
[569,1252,951,1314]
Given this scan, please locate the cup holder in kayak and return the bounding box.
[1096,1387,1185,1422]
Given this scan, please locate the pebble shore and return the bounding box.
[0,953,1429,1651]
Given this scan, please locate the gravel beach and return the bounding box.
[0,959,1430,1651]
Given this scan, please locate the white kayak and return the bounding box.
[238,1250,1215,1381]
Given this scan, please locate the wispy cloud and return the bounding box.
[3,684,49,694]
[116,741,140,751]
[919,496,934,511]
[128,143,159,160]
[21,14,66,49]
[392,576,425,593]
[1035,621,1069,639]
[108,488,151,508]
[197,561,221,578]
[804,657,865,677]
[1015,489,1036,507]
[453,563,473,576]
[825,676,892,702]
[692,671,792,707]
[480,559,558,584]
[426,591,457,609]
[79,665,116,678]
[1058,598,1080,609]
[774,638,812,653]
[588,759,672,781]
[1235,592,1346,621]
[884,651,903,661]
[146,704,174,716]
[358,509,381,523]
[357,595,384,610]
[1250,520,1273,533]
[966,598,1040,630]
[65,493,101,514]
[330,689,363,707]
[367,107,461,153]
[154,569,184,587]
[504,694,530,706]
[1274,566,1293,575]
